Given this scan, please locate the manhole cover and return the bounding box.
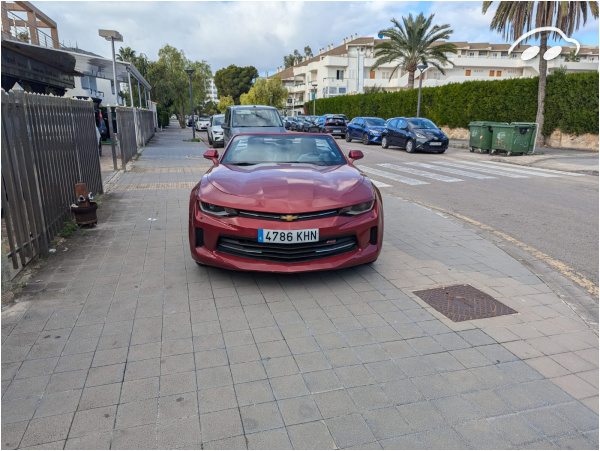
[413,284,517,322]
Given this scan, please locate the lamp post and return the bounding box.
[416,64,428,118]
[184,68,195,139]
[269,94,273,106]
[98,29,123,105]
[311,83,317,116]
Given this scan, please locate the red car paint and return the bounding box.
[188,133,383,273]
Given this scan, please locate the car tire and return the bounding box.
[437,149,446,154]
[381,136,389,149]
[345,132,352,142]
[405,139,415,153]
[362,133,370,145]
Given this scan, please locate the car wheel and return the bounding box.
[345,132,352,142]
[362,133,370,145]
[405,139,415,153]
[381,136,389,149]
[437,149,446,154]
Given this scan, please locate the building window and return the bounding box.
[489,70,495,76]
[496,71,502,77]
[381,71,390,79]
[465,70,471,76]
[511,53,517,58]
[81,76,90,89]
[492,52,498,58]
[339,87,347,94]
[328,87,337,95]
[348,69,355,79]
[336,70,344,80]
[469,52,475,58]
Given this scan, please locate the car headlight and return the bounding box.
[415,132,427,139]
[339,200,374,216]
[199,201,238,217]
[371,131,381,135]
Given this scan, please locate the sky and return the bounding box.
[31,0,600,77]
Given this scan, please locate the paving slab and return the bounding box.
[2,124,597,449]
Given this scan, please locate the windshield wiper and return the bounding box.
[229,162,256,166]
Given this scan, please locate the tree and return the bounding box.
[482,1,599,144]
[116,47,150,107]
[372,14,457,90]
[284,47,313,68]
[145,44,212,128]
[217,96,235,113]
[303,46,313,59]
[214,65,259,104]
[239,76,289,107]
[565,49,581,62]
[116,46,136,62]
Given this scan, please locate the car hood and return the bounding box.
[415,128,447,139]
[212,125,223,132]
[366,125,386,132]
[231,126,286,134]
[203,164,371,211]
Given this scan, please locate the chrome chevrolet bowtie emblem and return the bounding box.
[281,215,299,222]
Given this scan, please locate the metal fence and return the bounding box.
[112,106,155,170]
[136,108,155,148]
[1,90,102,272]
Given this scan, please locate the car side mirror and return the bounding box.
[221,124,230,130]
[204,149,219,165]
[348,150,364,163]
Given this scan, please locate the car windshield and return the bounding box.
[199,116,210,121]
[407,118,438,129]
[222,135,347,166]
[232,109,282,127]
[212,116,224,126]
[365,118,386,126]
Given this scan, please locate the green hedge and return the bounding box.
[306,71,598,136]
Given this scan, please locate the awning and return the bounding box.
[1,37,151,90]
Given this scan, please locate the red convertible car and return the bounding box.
[188,133,383,273]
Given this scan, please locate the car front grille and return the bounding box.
[216,235,358,263]
[238,209,339,221]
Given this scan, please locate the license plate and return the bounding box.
[258,229,319,244]
[430,142,442,146]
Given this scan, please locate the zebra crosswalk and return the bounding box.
[358,160,583,187]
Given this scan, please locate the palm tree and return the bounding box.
[372,13,457,90]
[116,46,136,62]
[482,1,599,145]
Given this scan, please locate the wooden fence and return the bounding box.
[1,90,103,272]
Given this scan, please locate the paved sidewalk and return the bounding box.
[450,139,599,175]
[2,126,598,449]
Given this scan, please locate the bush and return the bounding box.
[306,71,598,136]
[156,105,170,128]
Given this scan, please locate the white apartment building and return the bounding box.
[272,34,599,116]
[206,76,218,103]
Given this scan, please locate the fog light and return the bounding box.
[195,228,204,247]
[370,226,378,245]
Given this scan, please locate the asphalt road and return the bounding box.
[333,137,599,290]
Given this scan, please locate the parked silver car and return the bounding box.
[207,114,225,147]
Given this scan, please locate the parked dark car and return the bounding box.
[300,116,318,132]
[346,117,386,145]
[324,113,349,125]
[290,116,305,131]
[382,117,449,153]
[318,115,347,138]
[283,117,293,130]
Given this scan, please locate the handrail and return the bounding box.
[1,5,65,49]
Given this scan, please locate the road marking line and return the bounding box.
[443,160,558,178]
[357,166,429,186]
[433,161,528,178]
[411,199,599,298]
[371,180,392,188]
[378,163,464,182]
[406,162,496,179]
[480,161,586,177]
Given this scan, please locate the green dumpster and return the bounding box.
[490,123,537,155]
[468,121,508,153]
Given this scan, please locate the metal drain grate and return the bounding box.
[413,284,517,322]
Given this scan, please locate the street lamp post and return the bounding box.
[311,83,317,116]
[184,68,195,139]
[416,64,428,118]
[269,94,273,106]
[98,30,123,105]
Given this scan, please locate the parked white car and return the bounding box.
[196,115,210,131]
[207,114,225,147]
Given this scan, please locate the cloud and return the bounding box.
[32,0,598,77]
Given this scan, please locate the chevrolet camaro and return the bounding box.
[188,133,384,273]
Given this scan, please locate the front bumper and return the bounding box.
[189,202,383,273]
[416,139,449,151]
[368,133,383,143]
